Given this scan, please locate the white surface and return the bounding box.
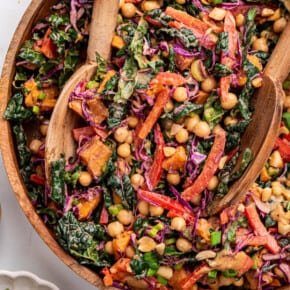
[0,270,59,290]
[0,1,98,290]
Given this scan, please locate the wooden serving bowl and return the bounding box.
[0,0,115,289]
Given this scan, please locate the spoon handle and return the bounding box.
[87,0,119,63]
[264,20,290,83]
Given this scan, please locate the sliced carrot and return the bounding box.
[138,87,170,140]
[181,128,226,201]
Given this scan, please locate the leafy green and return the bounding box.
[144,8,173,26]
[168,45,175,72]
[130,17,149,68]
[216,32,228,54]
[50,156,66,206]
[18,45,46,67]
[94,52,107,82]
[245,8,257,47]
[158,27,199,49]
[130,252,160,279]
[204,95,224,129]
[114,57,138,103]
[282,112,290,129]
[12,123,31,167]
[107,102,127,129]
[213,63,233,77]
[56,212,111,267]
[3,92,33,121]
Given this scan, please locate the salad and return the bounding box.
[3,0,290,289]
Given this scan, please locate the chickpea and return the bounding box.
[131,173,145,189]
[121,3,137,18]
[221,92,238,110]
[273,17,287,34]
[163,146,176,157]
[107,221,124,238]
[252,38,269,52]
[138,200,150,215]
[261,187,272,202]
[209,7,227,21]
[125,245,136,258]
[78,171,93,187]
[127,115,139,128]
[191,59,206,82]
[164,99,174,112]
[167,172,181,185]
[141,1,160,11]
[171,217,186,232]
[176,237,192,253]
[173,87,187,102]
[185,115,200,132]
[117,209,133,225]
[224,116,238,126]
[40,123,48,136]
[235,14,245,27]
[156,243,166,255]
[207,175,219,191]
[29,139,42,154]
[175,128,189,143]
[114,127,129,143]
[117,143,131,158]
[269,150,283,168]
[138,236,156,252]
[201,77,217,93]
[119,0,125,8]
[105,241,114,255]
[149,205,164,217]
[193,121,211,138]
[125,131,133,144]
[157,266,174,280]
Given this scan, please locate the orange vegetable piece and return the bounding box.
[80,136,112,177]
[86,98,108,124]
[112,231,133,259]
[34,28,58,59]
[97,69,117,93]
[24,78,40,107]
[162,146,187,172]
[111,35,126,50]
[76,190,102,220]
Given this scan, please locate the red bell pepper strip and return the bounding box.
[34,28,58,59]
[30,174,45,185]
[138,189,195,223]
[181,263,211,290]
[181,128,226,201]
[274,136,290,162]
[244,203,281,254]
[99,206,109,225]
[164,7,218,49]
[220,11,238,104]
[143,124,165,190]
[138,88,170,140]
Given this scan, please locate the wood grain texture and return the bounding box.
[0,0,117,289]
[208,21,290,215]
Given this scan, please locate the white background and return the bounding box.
[0,1,99,289]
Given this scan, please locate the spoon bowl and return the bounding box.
[45,0,119,180]
[208,20,290,215]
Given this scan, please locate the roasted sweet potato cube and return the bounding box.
[76,190,102,220]
[80,136,112,177]
[87,98,108,124]
[112,231,132,259]
[69,100,84,118]
[175,54,194,71]
[162,146,187,171]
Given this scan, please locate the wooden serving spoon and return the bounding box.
[45,0,119,180]
[208,20,290,215]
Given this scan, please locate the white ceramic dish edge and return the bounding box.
[0,270,59,290]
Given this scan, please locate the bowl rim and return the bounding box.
[0,1,115,289]
[0,270,59,290]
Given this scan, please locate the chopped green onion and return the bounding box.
[147,268,157,277]
[165,238,176,245]
[108,204,123,215]
[149,223,164,237]
[157,275,168,286]
[87,80,99,89]
[174,262,184,270]
[32,105,40,114]
[283,80,290,90]
[223,269,237,277]
[213,0,223,3]
[282,112,290,130]
[38,92,46,100]
[210,231,222,247]
[208,270,218,279]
